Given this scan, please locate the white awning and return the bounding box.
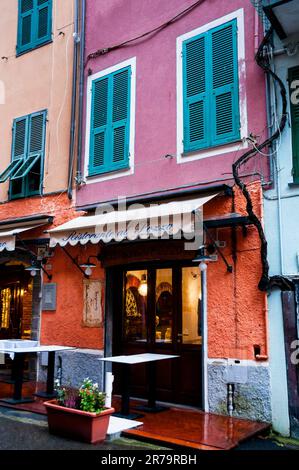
[0,225,45,252]
[48,194,218,247]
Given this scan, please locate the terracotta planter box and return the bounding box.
[44,400,114,444]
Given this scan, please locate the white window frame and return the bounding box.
[176,8,248,163]
[84,57,136,183]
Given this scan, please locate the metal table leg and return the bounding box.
[35,351,57,399]
[0,353,34,404]
[134,361,168,413]
[113,364,142,420]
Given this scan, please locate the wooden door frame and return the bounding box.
[104,260,205,408]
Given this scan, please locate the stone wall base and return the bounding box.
[37,348,105,390]
[208,362,272,423]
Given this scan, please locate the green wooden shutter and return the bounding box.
[183,19,240,153]
[28,111,46,155]
[12,116,28,160]
[111,67,130,169]
[89,77,109,175]
[36,0,52,44]
[183,34,208,152]
[89,66,130,176]
[17,0,52,54]
[18,0,34,53]
[289,66,299,183]
[9,111,46,197]
[210,20,240,146]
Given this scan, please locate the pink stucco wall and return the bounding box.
[77,0,268,207]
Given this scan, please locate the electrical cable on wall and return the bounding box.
[85,0,206,67]
[232,27,293,292]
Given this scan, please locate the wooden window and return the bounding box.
[183,19,240,153]
[17,0,52,55]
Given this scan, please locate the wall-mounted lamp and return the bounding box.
[138,274,148,297]
[79,256,98,276]
[24,265,39,277]
[192,249,214,273]
[24,260,52,281]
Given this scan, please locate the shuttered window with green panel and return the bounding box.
[183,19,240,153]
[89,66,131,176]
[17,0,52,55]
[0,111,47,199]
[289,66,299,183]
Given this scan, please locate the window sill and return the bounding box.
[178,139,247,163]
[16,39,53,57]
[288,182,299,188]
[87,165,131,179]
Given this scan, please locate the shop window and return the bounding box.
[88,66,131,176]
[182,267,202,345]
[289,66,299,183]
[17,0,52,55]
[124,270,147,342]
[0,111,47,199]
[155,269,173,343]
[0,288,11,329]
[182,18,240,153]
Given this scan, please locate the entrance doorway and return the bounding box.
[112,263,203,407]
[0,267,33,340]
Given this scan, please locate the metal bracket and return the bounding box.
[203,225,233,273]
[61,246,89,278]
[15,235,52,280]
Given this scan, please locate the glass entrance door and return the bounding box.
[114,264,203,407]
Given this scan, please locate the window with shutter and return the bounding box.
[89,66,131,176]
[0,111,47,199]
[17,0,52,55]
[183,19,240,153]
[289,66,299,183]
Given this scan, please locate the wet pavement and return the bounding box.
[0,406,297,451]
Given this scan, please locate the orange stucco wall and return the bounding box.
[40,244,105,350]
[0,192,78,228]
[204,181,268,360]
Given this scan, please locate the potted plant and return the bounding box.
[44,378,114,444]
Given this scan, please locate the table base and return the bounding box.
[113,411,143,420]
[0,397,35,405]
[133,404,169,413]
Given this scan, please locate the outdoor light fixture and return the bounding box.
[24,259,52,281]
[192,249,213,273]
[25,266,39,277]
[79,256,97,276]
[138,274,148,297]
[25,262,40,277]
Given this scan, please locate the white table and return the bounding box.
[0,343,74,404]
[100,353,178,419]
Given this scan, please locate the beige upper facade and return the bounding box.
[0,0,74,202]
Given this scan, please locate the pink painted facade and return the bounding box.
[77,0,268,207]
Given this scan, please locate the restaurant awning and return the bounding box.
[48,194,218,247]
[0,215,53,252]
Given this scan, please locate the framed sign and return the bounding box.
[42,283,57,311]
[83,279,102,327]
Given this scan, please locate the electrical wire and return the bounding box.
[232,27,293,292]
[85,0,206,67]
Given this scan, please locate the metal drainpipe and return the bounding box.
[76,0,86,186]
[67,0,80,200]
